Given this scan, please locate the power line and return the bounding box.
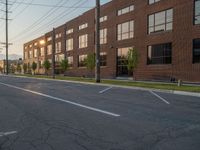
[6,1,92,9]
[11,0,88,42]
[9,0,68,41]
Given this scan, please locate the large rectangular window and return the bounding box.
[147,43,172,65]
[79,34,88,48]
[66,38,73,51]
[79,23,88,30]
[117,20,134,41]
[148,9,173,34]
[118,5,134,16]
[40,47,45,56]
[55,42,61,53]
[100,28,107,44]
[55,54,64,63]
[149,0,160,5]
[34,49,37,58]
[78,55,87,67]
[47,45,52,55]
[193,39,200,63]
[117,47,132,76]
[195,0,200,24]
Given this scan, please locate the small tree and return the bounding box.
[127,48,139,78]
[17,64,22,73]
[85,53,95,77]
[60,59,69,75]
[43,60,51,75]
[23,63,27,74]
[32,62,37,75]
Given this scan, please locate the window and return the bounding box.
[149,0,160,5]
[148,9,173,34]
[47,45,52,55]
[195,0,200,24]
[56,33,62,39]
[66,38,73,51]
[147,43,172,65]
[78,55,87,67]
[34,42,38,46]
[25,52,28,59]
[118,5,134,16]
[55,54,64,62]
[68,56,73,68]
[40,47,45,56]
[29,50,32,59]
[79,23,88,30]
[29,45,32,48]
[193,39,200,63]
[79,34,88,48]
[100,28,107,44]
[55,42,61,53]
[100,16,107,22]
[34,49,37,58]
[117,47,132,76]
[47,37,52,42]
[66,29,73,34]
[117,20,134,40]
[100,52,107,66]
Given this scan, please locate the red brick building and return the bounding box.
[24,0,200,82]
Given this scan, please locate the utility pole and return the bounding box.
[5,0,8,75]
[95,0,100,83]
[52,28,55,79]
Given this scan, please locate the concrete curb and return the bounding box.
[1,74,200,98]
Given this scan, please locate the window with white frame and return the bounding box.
[40,47,45,56]
[55,42,61,53]
[117,20,134,40]
[79,23,88,30]
[118,5,134,16]
[66,38,73,51]
[66,29,73,34]
[149,0,160,5]
[47,45,52,55]
[34,49,37,58]
[78,54,87,67]
[55,54,64,62]
[79,34,88,48]
[29,50,32,59]
[100,28,107,44]
[55,33,62,39]
[100,16,108,22]
[47,37,52,42]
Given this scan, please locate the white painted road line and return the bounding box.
[149,91,170,105]
[99,87,113,94]
[0,131,18,137]
[0,82,120,117]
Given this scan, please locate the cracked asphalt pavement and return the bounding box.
[0,75,200,150]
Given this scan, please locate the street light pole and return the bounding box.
[95,0,100,83]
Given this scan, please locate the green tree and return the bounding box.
[60,59,69,75]
[32,62,37,75]
[127,48,139,77]
[17,64,22,73]
[85,53,95,77]
[43,60,51,75]
[23,63,27,74]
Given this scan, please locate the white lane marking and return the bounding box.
[149,91,170,105]
[0,82,120,117]
[0,131,18,137]
[99,87,113,94]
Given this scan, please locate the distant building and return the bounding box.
[0,59,23,74]
[23,0,200,82]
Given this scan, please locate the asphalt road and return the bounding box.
[0,75,200,150]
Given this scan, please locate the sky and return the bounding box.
[0,0,111,56]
